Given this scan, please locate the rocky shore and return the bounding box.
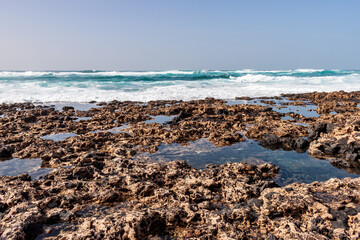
[1,90,360,239]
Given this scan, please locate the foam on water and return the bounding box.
[0,70,195,78]
[1,70,359,103]
[294,69,325,73]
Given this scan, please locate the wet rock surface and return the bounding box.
[0,91,360,239]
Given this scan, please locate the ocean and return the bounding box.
[1,69,360,103]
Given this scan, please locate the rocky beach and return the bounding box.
[1,90,360,239]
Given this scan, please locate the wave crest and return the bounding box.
[0,70,359,103]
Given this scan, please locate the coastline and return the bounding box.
[1,90,360,239]
[2,69,360,103]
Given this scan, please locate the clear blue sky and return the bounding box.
[1,0,359,70]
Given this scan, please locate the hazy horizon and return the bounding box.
[2,68,360,71]
[1,0,360,70]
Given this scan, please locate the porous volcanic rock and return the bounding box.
[309,117,360,173]
[1,159,360,239]
[1,91,360,239]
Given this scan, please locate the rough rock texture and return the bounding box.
[1,91,360,239]
[309,117,360,173]
[0,159,278,239]
[6,91,359,167]
[284,91,360,169]
[1,159,360,239]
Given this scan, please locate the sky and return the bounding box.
[0,0,360,70]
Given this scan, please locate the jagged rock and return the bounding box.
[309,118,360,168]
[1,91,360,239]
[308,122,334,141]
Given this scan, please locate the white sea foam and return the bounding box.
[229,74,351,84]
[234,69,326,74]
[0,69,349,78]
[0,71,50,77]
[0,78,359,103]
[0,70,359,103]
[233,69,287,73]
[294,69,325,73]
[0,70,195,78]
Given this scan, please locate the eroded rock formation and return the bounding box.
[1,91,360,239]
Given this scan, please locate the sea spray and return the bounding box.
[0,69,359,103]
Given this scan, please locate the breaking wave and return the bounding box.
[0,69,359,103]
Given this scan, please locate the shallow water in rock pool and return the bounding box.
[225,98,319,118]
[40,132,78,142]
[33,102,100,112]
[145,115,176,125]
[0,158,53,180]
[138,138,358,186]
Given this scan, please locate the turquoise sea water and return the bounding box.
[0,69,360,102]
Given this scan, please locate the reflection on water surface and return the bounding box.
[138,138,358,186]
[0,158,53,180]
